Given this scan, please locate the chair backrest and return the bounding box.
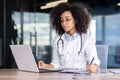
[96,45,108,69]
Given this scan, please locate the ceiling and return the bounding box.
[20,0,120,15]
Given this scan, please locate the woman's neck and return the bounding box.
[67,29,76,36]
[66,31,76,36]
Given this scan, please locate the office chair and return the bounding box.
[96,45,109,69]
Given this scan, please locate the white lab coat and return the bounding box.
[51,32,100,69]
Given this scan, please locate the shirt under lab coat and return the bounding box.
[51,32,100,69]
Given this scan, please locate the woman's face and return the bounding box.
[60,11,76,35]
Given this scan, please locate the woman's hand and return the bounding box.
[38,60,54,69]
[86,64,99,73]
[38,60,46,68]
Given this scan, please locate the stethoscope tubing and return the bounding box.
[57,34,82,55]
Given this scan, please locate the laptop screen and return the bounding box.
[10,44,39,72]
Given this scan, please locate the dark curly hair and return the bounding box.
[49,2,90,35]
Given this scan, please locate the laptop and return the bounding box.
[10,44,62,73]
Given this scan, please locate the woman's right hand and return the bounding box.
[38,60,46,69]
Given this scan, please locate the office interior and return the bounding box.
[0,0,120,69]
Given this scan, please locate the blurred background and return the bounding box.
[0,0,120,68]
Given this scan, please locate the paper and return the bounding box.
[60,69,90,74]
[109,69,120,74]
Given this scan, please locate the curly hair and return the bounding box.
[49,2,90,35]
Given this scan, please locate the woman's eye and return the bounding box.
[60,18,72,23]
[66,19,70,21]
[66,19,72,21]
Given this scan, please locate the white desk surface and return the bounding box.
[0,69,120,80]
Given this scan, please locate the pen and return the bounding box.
[89,57,95,65]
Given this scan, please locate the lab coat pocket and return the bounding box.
[59,54,65,66]
[73,51,86,68]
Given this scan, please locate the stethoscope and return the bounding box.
[57,34,82,55]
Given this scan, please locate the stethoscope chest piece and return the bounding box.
[78,51,84,56]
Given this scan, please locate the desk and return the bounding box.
[0,69,120,80]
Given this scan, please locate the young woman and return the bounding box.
[38,2,100,73]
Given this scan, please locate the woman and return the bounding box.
[38,2,100,73]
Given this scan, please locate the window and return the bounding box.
[93,14,120,68]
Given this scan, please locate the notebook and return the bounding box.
[10,44,62,73]
[109,69,120,74]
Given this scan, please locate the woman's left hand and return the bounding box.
[86,64,99,73]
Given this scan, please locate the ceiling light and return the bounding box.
[41,5,56,9]
[46,0,67,6]
[40,0,68,9]
[117,3,120,6]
